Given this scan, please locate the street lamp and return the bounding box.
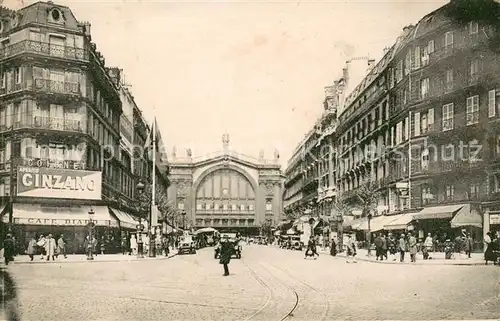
[367,213,373,257]
[87,207,95,261]
[136,181,145,258]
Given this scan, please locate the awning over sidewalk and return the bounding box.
[369,215,403,232]
[384,213,416,230]
[350,217,368,230]
[109,208,139,230]
[6,204,118,227]
[413,204,465,220]
[450,204,482,228]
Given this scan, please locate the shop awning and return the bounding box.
[109,208,139,230]
[6,204,118,227]
[369,215,403,232]
[413,204,465,220]
[450,204,482,228]
[350,217,368,230]
[384,213,416,230]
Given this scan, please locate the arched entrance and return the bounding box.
[193,166,257,234]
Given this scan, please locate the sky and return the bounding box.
[6,0,448,166]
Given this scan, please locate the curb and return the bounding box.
[9,252,179,265]
[318,250,486,266]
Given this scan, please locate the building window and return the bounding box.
[445,69,453,92]
[442,103,454,131]
[445,31,454,51]
[231,204,237,211]
[396,60,403,82]
[466,95,479,125]
[414,46,421,69]
[469,183,480,200]
[428,40,435,54]
[489,90,496,118]
[469,21,478,35]
[445,184,454,201]
[421,113,428,134]
[469,60,479,83]
[15,67,21,84]
[421,78,429,99]
[421,184,432,205]
[240,204,245,211]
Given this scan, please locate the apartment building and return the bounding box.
[0,1,169,253]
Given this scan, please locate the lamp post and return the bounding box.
[367,213,373,256]
[136,181,145,259]
[87,207,95,261]
[181,211,186,231]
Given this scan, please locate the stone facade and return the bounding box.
[168,134,284,234]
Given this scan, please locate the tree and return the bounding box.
[137,182,178,225]
[345,181,380,217]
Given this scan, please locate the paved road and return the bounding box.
[5,245,500,320]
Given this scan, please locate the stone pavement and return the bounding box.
[4,250,178,265]
[316,246,486,265]
[6,246,500,320]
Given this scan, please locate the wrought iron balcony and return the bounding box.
[13,116,84,133]
[0,40,88,61]
[34,78,81,96]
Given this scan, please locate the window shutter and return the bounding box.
[489,90,496,118]
[414,46,421,69]
[396,122,402,145]
[428,40,435,54]
[428,108,434,130]
[404,117,409,141]
[414,112,421,137]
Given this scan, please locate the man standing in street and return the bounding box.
[3,234,15,265]
[399,233,406,262]
[465,233,473,259]
[423,233,433,260]
[56,234,67,259]
[374,233,383,260]
[219,235,233,276]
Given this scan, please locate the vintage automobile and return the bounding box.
[214,233,242,259]
[178,235,197,255]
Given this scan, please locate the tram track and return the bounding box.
[241,259,300,321]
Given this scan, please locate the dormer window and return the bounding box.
[48,8,64,24]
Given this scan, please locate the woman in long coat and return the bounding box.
[44,234,56,261]
[219,236,233,276]
[26,236,37,261]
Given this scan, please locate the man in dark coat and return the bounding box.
[219,235,233,276]
[3,234,15,265]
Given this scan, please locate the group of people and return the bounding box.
[26,234,67,262]
[121,233,172,256]
[484,231,500,265]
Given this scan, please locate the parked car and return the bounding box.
[178,235,197,255]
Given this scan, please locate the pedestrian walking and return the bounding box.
[162,235,169,256]
[26,236,37,261]
[465,233,473,259]
[219,235,233,276]
[130,234,137,255]
[3,233,15,265]
[387,233,397,261]
[37,235,46,260]
[56,234,67,259]
[345,234,357,263]
[374,233,383,260]
[44,234,56,261]
[423,233,433,260]
[484,232,495,265]
[399,233,406,262]
[381,234,388,260]
[330,237,337,256]
[408,232,417,262]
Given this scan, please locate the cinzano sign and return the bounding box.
[17,167,102,200]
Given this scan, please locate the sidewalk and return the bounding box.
[5,250,178,265]
[317,247,487,266]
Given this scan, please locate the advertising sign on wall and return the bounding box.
[17,166,102,200]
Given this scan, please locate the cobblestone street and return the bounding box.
[6,245,500,321]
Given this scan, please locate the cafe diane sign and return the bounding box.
[17,166,102,200]
[10,217,114,227]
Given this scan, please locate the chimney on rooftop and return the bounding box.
[107,68,122,87]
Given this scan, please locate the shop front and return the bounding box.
[383,212,419,233]
[5,166,124,253]
[5,203,119,254]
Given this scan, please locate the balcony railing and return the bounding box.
[34,78,80,96]
[13,116,84,133]
[0,40,88,61]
